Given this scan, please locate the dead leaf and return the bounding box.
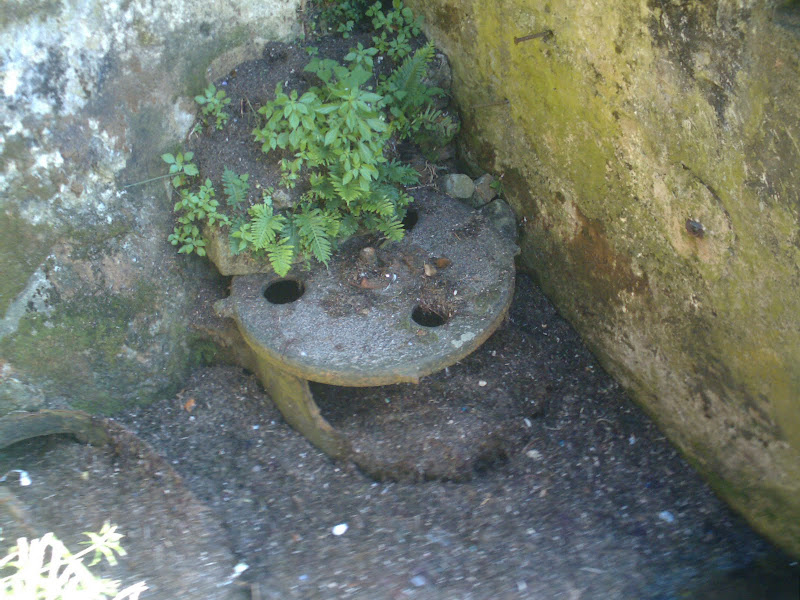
[183,398,196,412]
[435,257,452,269]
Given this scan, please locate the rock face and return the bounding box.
[407,0,800,556]
[0,1,301,413]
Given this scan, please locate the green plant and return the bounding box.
[164,2,454,275]
[378,42,458,148]
[230,191,294,274]
[249,56,415,273]
[222,168,250,209]
[0,522,147,599]
[195,83,231,130]
[313,0,370,37]
[366,0,422,60]
[490,174,505,198]
[343,42,378,70]
[161,151,199,188]
[168,176,230,256]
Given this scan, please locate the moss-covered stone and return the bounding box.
[0,285,184,414]
[409,0,800,556]
[1,1,302,415]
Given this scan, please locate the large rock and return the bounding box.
[407,0,800,556]
[0,1,301,413]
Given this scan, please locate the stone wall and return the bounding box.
[0,0,301,413]
[406,0,800,556]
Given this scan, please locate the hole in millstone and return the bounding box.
[412,304,447,327]
[402,208,419,232]
[264,279,305,304]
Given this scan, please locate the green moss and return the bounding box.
[0,285,177,414]
[188,337,222,366]
[0,212,53,316]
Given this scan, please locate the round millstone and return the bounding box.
[225,190,517,386]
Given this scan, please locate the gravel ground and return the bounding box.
[1,274,798,599]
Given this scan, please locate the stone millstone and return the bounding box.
[215,190,517,479]
[223,190,515,387]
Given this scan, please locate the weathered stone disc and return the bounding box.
[226,189,517,387]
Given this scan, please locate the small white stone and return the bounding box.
[332,523,348,536]
[658,510,675,523]
[478,380,487,387]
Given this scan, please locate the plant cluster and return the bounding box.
[312,0,370,38]
[167,171,230,256]
[165,2,459,276]
[0,522,147,600]
[377,42,457,149]
[366,0,423,60]
[194,83,231,130]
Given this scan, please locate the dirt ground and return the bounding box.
[1,274,798,599]
[1,30,798,600]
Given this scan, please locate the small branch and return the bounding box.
[514,30,553,44]
[123,173,171,189]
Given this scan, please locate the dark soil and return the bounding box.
[1,33,798,600]
[1,275,798,599]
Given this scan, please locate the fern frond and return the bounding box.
[295,208,334,265]
[222,169,250,208]
[339,214,360,240]
[248,203,285,250]
[331,175,366,205]
[363,193,396,217]
[379,41,437,113]
[376,216,405,242]
[380,160,420,186]
[267,238,295,276]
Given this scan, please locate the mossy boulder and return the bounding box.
[407,0,800,556]
[0,1,301,413]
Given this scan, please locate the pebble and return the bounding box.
[478,380,487,387]
[658,510,676,523]
[332,523,348,536]
[410,575,427,587]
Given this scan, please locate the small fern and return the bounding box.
[378,42,456,145]
[222,168,250,208]
[267,237,295,276]
[250,200,286,247]
[376,215,406,242]
[295,206,337,265]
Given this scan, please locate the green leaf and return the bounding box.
[324,128,339,146]
[295,208,333,265]
[223,168,250,208]
[268,238,295,276]
[248,202,286,250]
[162,153,176,164]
